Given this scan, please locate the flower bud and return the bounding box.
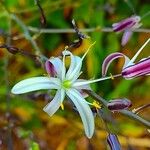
[107,133,121,150]
[122,57,150,79]
[107,98,132,111]
[112,16,141,32]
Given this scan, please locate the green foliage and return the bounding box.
[0,0,149,149]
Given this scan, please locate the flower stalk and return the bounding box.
[85,90,150,128]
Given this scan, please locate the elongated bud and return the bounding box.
[122,57,150,79]
[112,15,141,32]
[107,133,121,150]
[45,60,57,77]
[107,98,132,111]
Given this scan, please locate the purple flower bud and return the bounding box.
[112,16,141,32]
[107,133,121,150]
[107,98,132,111]
[45,60,57,77]
[122,57,150,79]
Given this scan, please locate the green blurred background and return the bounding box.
[0,0,150,149]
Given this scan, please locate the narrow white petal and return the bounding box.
[64,42,95,81]
[66,89,94,138]
[77,89,89,98]
[121,30,133,46]
[60,89,65,102]
[43,89,64,116]
[49,57,63,78]
[63,51,82,80]
[73,79,92,98]
[61,51,67,80]
[11,77,60,94]
[74,79,92,90]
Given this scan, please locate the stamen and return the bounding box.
[110,73,114,80]
[82,41,96,61]
[65,45,69,49]
[124,0,136,14]
[73,74,121,87]
[128,38,150,66]
[68,41,96,80]
[141,11,150,20]
[60,103,64,110]
[92,101,101,109]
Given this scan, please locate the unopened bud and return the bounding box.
[107,133,121,150]
[122,57,150,79]
[107,98,132,111]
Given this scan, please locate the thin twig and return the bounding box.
[132,104,150,114]
[28,26,150,34]
[85,90,150,128]
[34,0,47,27]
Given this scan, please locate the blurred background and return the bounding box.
[0,0,150,149]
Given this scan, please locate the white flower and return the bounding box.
[11,45,114,138]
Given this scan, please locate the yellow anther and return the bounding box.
[110,73,114,80]
[92,101,101,109]
[65,45,69,49]
[60,103,64,110]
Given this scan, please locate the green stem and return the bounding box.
[28,26,150,34]
[86,90,150,128]
[10,14,41,55]
[120,109,150,128]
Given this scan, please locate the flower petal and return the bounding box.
[48,57,63,78]
[43,89,65,116]
[64,42,96,81]
[45,60,57,77]
[102,52,131,77]
[121,30,133,46]
[128,38,150,66]
[63,50,82,81]
[11,77,60,94]
[73,79,92,98]
[107,133,121,150]
[112,16,141,32]
[122,57,150,79]
[66,89,94,138]
[74,79,92,90]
